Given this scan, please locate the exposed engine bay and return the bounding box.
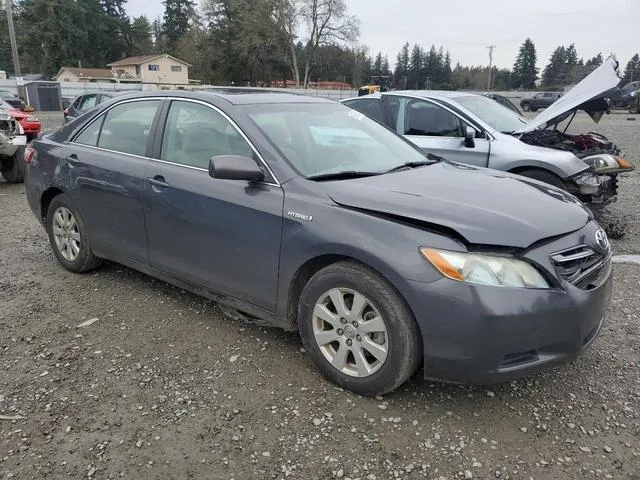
[0,112,23,157]
[519,129,621,159]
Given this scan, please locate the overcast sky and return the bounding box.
[127,0,638,70]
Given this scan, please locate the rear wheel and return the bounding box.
[46,194,102,273]
[0,147,25,183]
[298,261,422,396]
[515,168,566,190]
[630,104,639,114]
[521,102,532,112]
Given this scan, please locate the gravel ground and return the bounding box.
[1,111,639,480]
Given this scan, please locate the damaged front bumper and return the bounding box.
[570,171,618,204]
[0,112,26,157]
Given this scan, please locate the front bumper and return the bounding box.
[571,171,618,204]
[0,133,26,156]
[402,225,613,385]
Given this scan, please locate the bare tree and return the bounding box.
[300,0,359,88]
[273,0,302,87]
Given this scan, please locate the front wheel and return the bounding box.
[0,147,25,183]
[630,104,639,114]
[521,102,531,112]
[298,261,422,396]
[46,194,102,273]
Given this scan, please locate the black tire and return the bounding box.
[46,193,102,273]
[298,261,422,396]
[515,168,566,190]
[0,147,25,183]
[630,105,639,114]
[531,107,538,112]
[521,102,531,112]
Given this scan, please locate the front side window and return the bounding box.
[97,100,160,156]
[161,100,254,169]
[246,103,428,177]
[404,100,463,137]
[148,64,160,71]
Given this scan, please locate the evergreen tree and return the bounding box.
[394,42,409,89]
[622,54,640,83]
[541,45,567,87]
[162,0,195,55]
[511,38,538,89]
[408,44,422,89]
[130,16,154,55]
[585,53,603,67]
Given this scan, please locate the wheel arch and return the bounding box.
[284,253,419,334]
[40,186,66,224]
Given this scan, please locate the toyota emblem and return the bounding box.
[595,229,610,252]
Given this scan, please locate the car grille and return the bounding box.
[550,245,609,290]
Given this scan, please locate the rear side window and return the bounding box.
[160,100,254,169]
[96,100,160,156]
[74,118,103,146]
[78,94,98,112]
[344,99,385,124]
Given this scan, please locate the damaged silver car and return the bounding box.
[0,110,27,183]
[342,58,633,205]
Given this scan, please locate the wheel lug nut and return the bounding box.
[346,339,352,346]
[352,321,358,328]
[337,329,343,336]
[340,318,347,324]
[356,335,361,342]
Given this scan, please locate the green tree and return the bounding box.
[585,53,603,67]
[162,0,195,55]
[408,44,422,88]
[511,38,538,89]
[129,16,154,55]
[622,54,640,83]
[541,45,567,87]
[394,42,410,89]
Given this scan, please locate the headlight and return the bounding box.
[582,154,634,172]
[420,248,550,289]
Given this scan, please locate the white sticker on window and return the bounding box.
[348,110,365,121]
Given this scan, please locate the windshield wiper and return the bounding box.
[306,170,382,181]
[385,153,443,174]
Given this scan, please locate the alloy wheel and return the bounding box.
[52,206,81,262]
[312,288,389,377]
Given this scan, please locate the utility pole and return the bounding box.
[5,0,21,77]
[487,44,495,91]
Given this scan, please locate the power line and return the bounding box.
[487,44,495,90]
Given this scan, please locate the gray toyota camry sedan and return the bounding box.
[24,90,613,396]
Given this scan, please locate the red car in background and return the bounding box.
[0,98,41,141]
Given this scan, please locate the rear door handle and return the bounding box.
[146,176,169,188]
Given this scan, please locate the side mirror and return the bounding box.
[209,155,265,182]
[464,126,476,148]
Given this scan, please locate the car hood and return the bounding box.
[326,162,589,248]
[513,58,621,134]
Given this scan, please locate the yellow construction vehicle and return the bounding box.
[358,76,390,96]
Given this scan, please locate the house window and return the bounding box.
[148,64,160,71]
[171,65,182,73]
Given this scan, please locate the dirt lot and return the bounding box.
[1,111,639,479]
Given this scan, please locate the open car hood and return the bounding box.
[513,58,621,134]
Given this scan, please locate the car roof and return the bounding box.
[89,89,335,106]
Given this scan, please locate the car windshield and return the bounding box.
[0,98,14,110]
[246,103,429,178]
[455,95,528,133]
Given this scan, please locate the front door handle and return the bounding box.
[146,176,169,188]
[66,153,80,166]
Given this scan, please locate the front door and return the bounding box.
[65,99,161,264]
[144,99,284,311]
[397,98,491,167]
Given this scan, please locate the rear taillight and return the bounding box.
[24,145,37,165]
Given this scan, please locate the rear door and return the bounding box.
[397,97,490,167]
[143,99,284,311]
[66,99,161,264]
